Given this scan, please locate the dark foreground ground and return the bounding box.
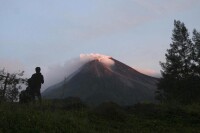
[0,99,200,133]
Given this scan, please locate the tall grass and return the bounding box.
[0,100,200,133]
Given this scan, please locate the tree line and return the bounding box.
[156,20,200,104]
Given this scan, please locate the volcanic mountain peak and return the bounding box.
[81,59,114,78]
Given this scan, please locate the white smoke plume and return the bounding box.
[43,53,114,90]
[80,53,115,66]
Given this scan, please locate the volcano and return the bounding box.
[43,56,158,106]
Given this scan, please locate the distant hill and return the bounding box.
[43,56,158,106]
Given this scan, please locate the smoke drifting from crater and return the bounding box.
[43,53,115,90]
[80,53,115,66]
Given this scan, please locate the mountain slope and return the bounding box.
[43,58,158,106]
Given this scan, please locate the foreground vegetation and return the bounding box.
[0,100,200,133]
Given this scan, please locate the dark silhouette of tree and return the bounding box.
[157,20,200,104]
[189,29,200,102]
[0,69,26,102]
[192,29,200,76]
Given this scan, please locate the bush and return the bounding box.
[92,102,126,121]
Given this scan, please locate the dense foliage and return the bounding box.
[157,20,200,104]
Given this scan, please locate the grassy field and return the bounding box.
[0,100,200,133]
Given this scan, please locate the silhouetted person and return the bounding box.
[31,67,44,103]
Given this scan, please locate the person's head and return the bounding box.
[35,67,41,73]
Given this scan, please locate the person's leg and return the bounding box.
[30,89,35,102]
[36,89,42,103]
[38,93,42,104]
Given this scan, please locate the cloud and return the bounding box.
[135,67,160,77]
[43,57,86,89]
